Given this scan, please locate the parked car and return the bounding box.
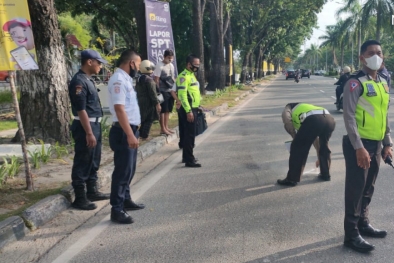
[314,70,326,76]
[286,70,296,80]
[0,71,10,82]
[301,69,311,78]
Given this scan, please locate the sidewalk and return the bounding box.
[0,78,275,260]
[0,128,17,138]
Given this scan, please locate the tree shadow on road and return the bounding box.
[244,236,375,263]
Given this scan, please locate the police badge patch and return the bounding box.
[349,80,359,92]
[114,86,121,94]
[76,85,83,95]
[179,77,186,84]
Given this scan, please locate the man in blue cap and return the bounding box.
[68,49,110,210]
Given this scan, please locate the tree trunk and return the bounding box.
[135,0,148,59]
[16,0,70,144]
[376,2,381,42]
[206,0,225,91]
[358,21,361,69]
[192,0,206,93]
[254,48,260,80]
[241,51,251,83]
[340,43,344,69]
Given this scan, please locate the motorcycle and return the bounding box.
[294,73,300,83]
[337,92,343,111]
[92,75,102,85]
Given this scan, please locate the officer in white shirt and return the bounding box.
[107,50,145,224]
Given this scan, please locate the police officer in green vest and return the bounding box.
[176,54,202,167]
[278,103,335,186]
[342,40,392,253]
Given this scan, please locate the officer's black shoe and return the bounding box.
[72,187,97,210]
[334,101,338,104]
[344,235,375,253]
[124,199,145,211]
[185,161,202,168]
[317,174,331,181]
[359,224,387,238]
[111,210,134,224]
[86,183,110,201]
[277,178,297,186]
[182,158,198,163]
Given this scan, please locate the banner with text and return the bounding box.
[0,0,39,70]
[145,0,177,75]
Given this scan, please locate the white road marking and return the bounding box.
[51,83,270,263]
[320,90,325,93]
[331,96,336,100]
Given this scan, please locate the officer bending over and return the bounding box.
[277,103,336,186]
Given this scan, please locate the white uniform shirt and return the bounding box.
[108,68,141,125]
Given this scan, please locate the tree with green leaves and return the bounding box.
[16,0,71,145]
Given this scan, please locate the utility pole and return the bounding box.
[326,49,327,71]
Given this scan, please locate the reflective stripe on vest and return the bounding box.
[355,76,389,141]
[291,103,325,130]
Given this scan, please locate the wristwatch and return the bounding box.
[384,143,393,147]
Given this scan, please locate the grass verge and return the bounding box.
[0,120,17,131]
[0,179,69,222]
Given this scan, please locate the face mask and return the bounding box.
[190,64,200,72]
[129,62,137,78]
[364,55,383,71]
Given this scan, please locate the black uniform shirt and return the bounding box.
[68,70,103,117]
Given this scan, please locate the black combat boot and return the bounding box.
[86,182,110,201]
[72,186,97,210]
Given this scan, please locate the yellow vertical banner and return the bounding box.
[229,44,233,76]
[0,0,38,70]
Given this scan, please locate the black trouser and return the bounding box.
[178,109,184,148]
[179,107,197,163]
[343,135,381,238]
[336,86,343,102]
[70,120,102,189]
[109,125,139,212]
[139,120,153,139]
[287,114,335,182]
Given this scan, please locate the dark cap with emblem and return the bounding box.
[81,49,108,64]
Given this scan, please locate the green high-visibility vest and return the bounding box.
[291,103,325,130]
[355,76,389,141]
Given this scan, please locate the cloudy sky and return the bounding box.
[304,0,348,51]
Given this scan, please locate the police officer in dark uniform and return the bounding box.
[68,50,110,210]
[342,40,392,253]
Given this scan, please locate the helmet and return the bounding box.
[140,60,155,74]
[343,66,351,73]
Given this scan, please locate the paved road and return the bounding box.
[39,76,394,263]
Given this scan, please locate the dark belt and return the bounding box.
[361,138,380,145]
[112,121,140,131]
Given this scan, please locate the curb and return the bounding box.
[0,216,28,249]
[0,85,260,250]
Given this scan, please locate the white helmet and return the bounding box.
[343,66,351,73]
[140,60,155,74]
